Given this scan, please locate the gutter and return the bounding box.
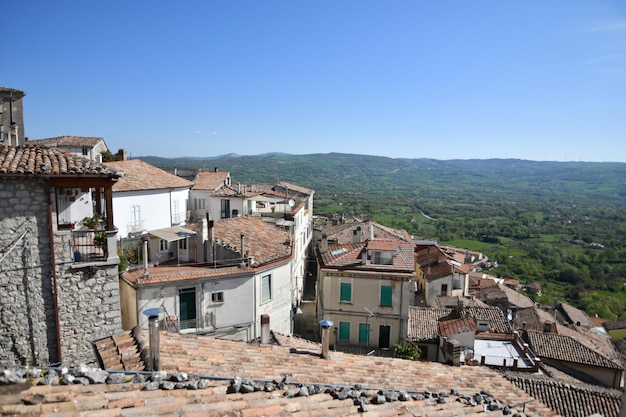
[47,183,63,364]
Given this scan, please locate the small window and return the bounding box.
[380,285,392,306]
[159,239,168,252]
[340,282,352,303]
[179,239,187,250]
[261,274,272,303]
[82,147,89,156]
[211,292,224,303]
[339,322,350,341]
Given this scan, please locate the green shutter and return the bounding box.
[380,285,392,306]
[339,322,350,340]
[340,282,352,302]
[359,323,368,343]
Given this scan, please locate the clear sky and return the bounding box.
[5,1,626,162]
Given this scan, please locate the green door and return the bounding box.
[179,288,196,330]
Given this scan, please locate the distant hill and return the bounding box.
[136,153,626,206]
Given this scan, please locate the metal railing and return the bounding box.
[72,230,107,262]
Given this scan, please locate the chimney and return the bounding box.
[319,234,328,254]
[543,321,555,333]
[142,240,149,280]
[361,248,367,264]
[143,308,163,371]
[240,234,246,265]
[370,224,375,240]
[353,226,362,243]
[319,320,334,359]
[117,148,128,161]
[260,314,270,344]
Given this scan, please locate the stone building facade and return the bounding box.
[0,146,122,366]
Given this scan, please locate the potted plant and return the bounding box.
[93,231,108,257]
[82,213,104,229]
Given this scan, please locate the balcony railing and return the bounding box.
[127,219,147,234]
[72,229,117,263]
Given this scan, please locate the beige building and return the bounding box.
[316,235,415,350]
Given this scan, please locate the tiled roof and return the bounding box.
[191,170,230,191]
[603,320,626,331]
[319,240,415,273]
[275,181,314,195]
[212,183,274,197]
[366,238,401,251]
[439,317,477,336]
[504,371,621,417]
[321,219,413,244]
[525,330,623,370]
[104,159,193,191]
[408,306,513,341]
[407,307,454,341]
[28,135,105,148]
[0,86,26,99]
[213,216,291,265]
[459,306,514,334]
[0,145,119,177]
[556,302,595,328]
[421,261,454,280]
[0,331,559,417]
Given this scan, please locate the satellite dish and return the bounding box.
[288,199,295,207]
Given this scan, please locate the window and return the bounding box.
[82,147,89,156]
[339,322,350,341]
[211,292,224,303]
[339,282,352,303]
[359,323,369,343]
[261,274,272,303]
[131,205,141,223]
[221,199,231,219]
[380,285,393,306]
[441,284,448,296]
[194,198,205,210]
[159,239,168,252]
[179,238,187,250]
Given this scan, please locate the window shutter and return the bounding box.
[380,285,392,306]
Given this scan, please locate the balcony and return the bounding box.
[127,219,147,234]
[72,229,118,264]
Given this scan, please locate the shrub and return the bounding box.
[393,342,422,361]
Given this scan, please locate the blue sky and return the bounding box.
[5,1,626,162]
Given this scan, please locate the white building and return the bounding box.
[103,159,193,238]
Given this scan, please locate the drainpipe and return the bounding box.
[143,308,163,371]
[47,185,63,364]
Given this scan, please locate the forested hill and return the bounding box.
[138,153,626,207]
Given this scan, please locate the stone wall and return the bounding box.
[0,177,55,365]
[0,177,122,366]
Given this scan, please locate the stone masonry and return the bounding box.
[0,176,121,366]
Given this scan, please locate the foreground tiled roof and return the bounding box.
[504,371,621,417]
[28,135,105,148]
[525,330,623,370]
[0,145,119,177]
[104,159,193,191]
[156,332,556,416]
[191,170,230,191]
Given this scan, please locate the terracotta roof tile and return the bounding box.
[439,317,477,336]
[1,331,560,416]
[191,170,230,190]
[0,145,119,177]
[29,135,105,147]
[103,159,193,191]
[321,220,412,244]
[525,330,623,370]
[319,241,415,273]
[408,307,454,341]
[505,371,621,417]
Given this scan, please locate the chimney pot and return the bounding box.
[261,314,271,344]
